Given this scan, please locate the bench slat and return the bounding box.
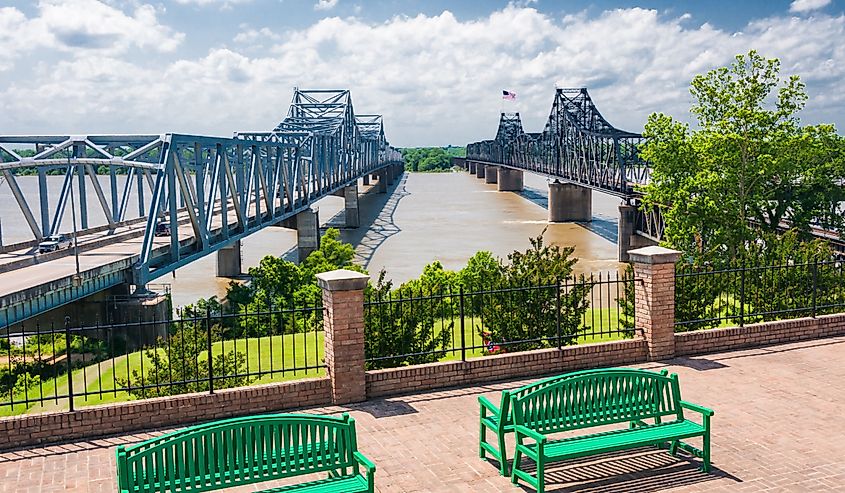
[522,420,705,459]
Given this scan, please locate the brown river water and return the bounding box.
[0,172,624,308]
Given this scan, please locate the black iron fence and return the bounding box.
[0,297,323,415]
[2,270,640,414]
[675,260,845,330]
[363,271,637,369]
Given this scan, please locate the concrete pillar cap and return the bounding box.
[316,269,370,291]
[628,246,682,265]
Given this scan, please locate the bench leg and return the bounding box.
[536,456,545,493]
[479,421,486,459]
[498,433,509,476]
[669,440,679,457]
[702,432,711,473]
[510,448,523,485]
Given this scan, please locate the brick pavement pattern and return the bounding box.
[2,336,845,492]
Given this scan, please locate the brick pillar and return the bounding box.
[316,269,370,404]
[629,246,681,361]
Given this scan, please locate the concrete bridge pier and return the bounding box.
[333,184,360,228]
[109,290,171,348]
[618,204,658,262]
[362,174,370,186]
[282,209,321,262]
[376,170,388,193]
[216,240,242,277]
[485,166,498,184]
[468,161,476,174]
[548,180,592,223]
[475,163,486,179]
[497,168,524,192]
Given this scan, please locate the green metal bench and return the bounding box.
[479,369,614,476]
[510,368,714,493]
[116,413,376,493]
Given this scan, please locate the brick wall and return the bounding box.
[0,377,331,450]
[676,313,845,356]
[367,338,648,398]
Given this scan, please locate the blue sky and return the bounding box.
[1,0,843,145]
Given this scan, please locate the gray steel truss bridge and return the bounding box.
[0,88,403,326]
[463,87,844,258]
[465,87,662,245]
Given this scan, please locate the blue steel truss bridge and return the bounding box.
[0,89,404,328]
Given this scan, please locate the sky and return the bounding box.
[0,0,843,146]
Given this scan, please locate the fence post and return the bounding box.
[459,286,466,362]
[739,261,746,327]
[316,269,370,405]
[629,246,682,361]
[555,278,562,350]
[206,307,214,394]
[64,316,74,412]
[811,259,818,318]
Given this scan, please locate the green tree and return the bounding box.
[641,50,845,261]
[476,232,590,352]
[224,228,360,336]
[118,320,251,399]
[400,147,464,172]
[363,270,452,369]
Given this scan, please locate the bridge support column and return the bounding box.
[497,168,523,192]
[296,209,320,263]
[386,167,395,186]
[485,165,498,184]
[110,291,171,349]
[377,170,388,193]
[618,205,636,262]
[475,163,486,179]
[362,174,370,186]
[335,184,359,228]
[468,161,476,174]
[548,180,592,222]
[216,240,242,277]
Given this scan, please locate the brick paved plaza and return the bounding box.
[2,336,844,492]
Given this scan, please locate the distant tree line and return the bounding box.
[400,146,465,172]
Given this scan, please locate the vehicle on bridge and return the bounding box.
[154,222,171,237]
[37,233,72,253]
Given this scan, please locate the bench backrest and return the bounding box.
[116,413,358,493]
[512,368,683,434]
[498,368,627,429]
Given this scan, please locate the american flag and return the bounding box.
[502,90,517,101]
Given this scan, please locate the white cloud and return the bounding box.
[2,6,845,146]
[790,0,831,13]
[175,0,252,6]
[314,0,338,11]
[0,0,183,71]
[234,26,282,45]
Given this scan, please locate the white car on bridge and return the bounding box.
[37,234,73,254]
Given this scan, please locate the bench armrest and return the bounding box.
[514,425,547,444]
[354,451,376,473]
[478,396,501,417]
[681,400,715,417]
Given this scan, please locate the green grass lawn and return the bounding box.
[2,306,633,416]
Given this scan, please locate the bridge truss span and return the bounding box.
[0,88,403,295]
[467,88,650,197]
